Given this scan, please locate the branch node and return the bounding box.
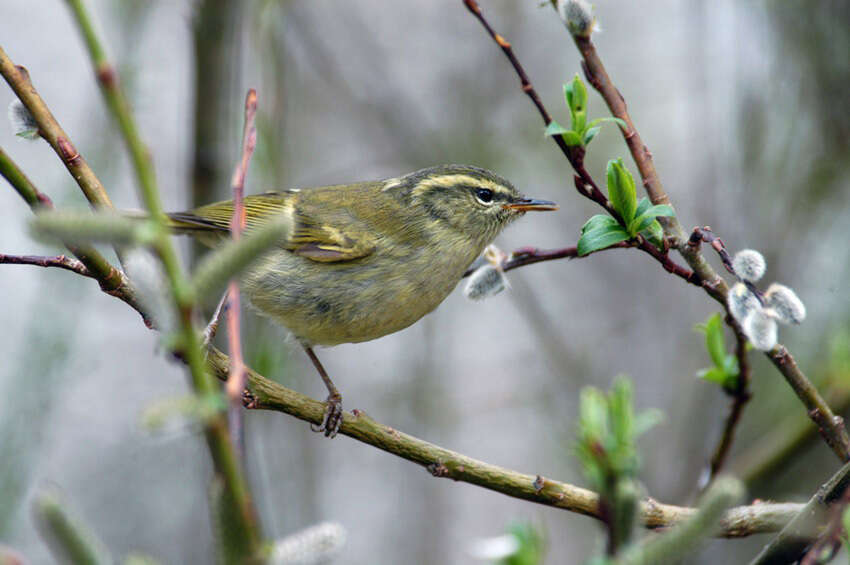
[56,137,81,166]
[95,63,116,87]
[427,462,450,478]
[533,475,545,493]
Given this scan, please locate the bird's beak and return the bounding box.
[503,198,559,212]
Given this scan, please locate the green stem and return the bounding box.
[63,0,158,211]
[58,2,265,554]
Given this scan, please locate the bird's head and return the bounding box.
[384,164,558,248]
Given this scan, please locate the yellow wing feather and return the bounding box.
[167,191,375,263]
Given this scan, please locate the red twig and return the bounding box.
[225,89,258,451]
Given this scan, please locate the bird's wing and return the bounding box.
[286,198,377,263]
[168,191,376,263]
[167,192,289,232]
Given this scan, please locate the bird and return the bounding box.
[167,164,558,437]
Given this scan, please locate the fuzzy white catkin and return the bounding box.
[732,249,766,283]
[463,264,509,301]
[7,99,39,139]
[271,522,346,565]
[742,308,778,351]
[727,282,760,324]
[557,0,595,37]
[764,283,806,324]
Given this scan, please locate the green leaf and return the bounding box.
[564,80,575,112]
[635,197,651,218]
[700,313,727,368]
[577,224,630,256]
[582,126,601,145]
[544,120,571,137]
[606,158,637,225]
[580,214,619,234]
[634,409,663,437]
[697,366,728,385]
[561,131,583,146]
[628,205,675,237]
[642,219,664,249]
[588,116,628,130]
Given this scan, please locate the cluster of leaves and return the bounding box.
[545,74,624,147]
[694,313,741,391]
[575,378,661,491]
[577,159,674,256]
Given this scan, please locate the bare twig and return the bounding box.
[705,324,753,486]
[0,47,114,210]
[0,254,91,278]
[225,89,258,452]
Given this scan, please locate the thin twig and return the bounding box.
[705,323,752,486]
[799,486,850,565]
[0,146,145,321]
[0,47,114,210]
[225,89,258,453]
[750,461,850,564]
[203,345,805,537]
[464,1,850,464]
[689,226,850,462]
[0,254,92,278]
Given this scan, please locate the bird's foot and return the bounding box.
[311,392,343,438]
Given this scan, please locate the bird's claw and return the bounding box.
[311,393,343,438]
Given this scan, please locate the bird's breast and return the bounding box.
[241,239,482,346]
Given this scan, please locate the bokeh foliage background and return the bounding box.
[1,1,849,563]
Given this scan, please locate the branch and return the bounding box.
[463,1,850,464]
[750,461,850,564]
[705,323,752,486]
[0,145,146,322]
[204,346,801,538]
[0,47,114,210]
[0,253,91,278]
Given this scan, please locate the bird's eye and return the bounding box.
[474,188,494,204]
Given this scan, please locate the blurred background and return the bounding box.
[1,1,849,563]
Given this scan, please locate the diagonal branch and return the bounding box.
[0,47,114,211]
[463,0,850,464]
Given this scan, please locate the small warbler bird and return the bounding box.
[167,164,557,436]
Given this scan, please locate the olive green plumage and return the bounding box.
[168,164,557,346]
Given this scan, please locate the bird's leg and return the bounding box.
[303,345,343,438]
[202,291,231,347]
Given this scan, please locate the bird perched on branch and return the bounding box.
[167,164,557,437]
